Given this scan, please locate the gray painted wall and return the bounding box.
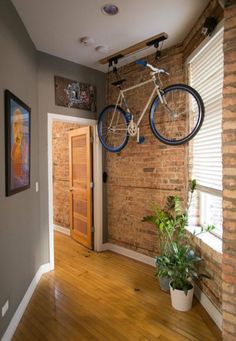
[37,52,106,263]
[0,1,106,337]
[0,0,40,337]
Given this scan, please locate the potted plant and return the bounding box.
[142,181,196,291]
[155,182,214,311]
[142,199,177,291]
[157,245,200,311]
[143,179,214,308]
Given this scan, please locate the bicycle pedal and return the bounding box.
[137,136,145,144]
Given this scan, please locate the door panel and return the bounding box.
[69,126,92,249]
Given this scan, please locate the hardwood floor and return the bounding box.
[13,232,221,341]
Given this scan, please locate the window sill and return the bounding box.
[186,226,222,254]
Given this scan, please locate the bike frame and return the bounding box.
[112,73,165,128]
[99,61,204,151]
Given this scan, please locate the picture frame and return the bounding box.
[5,90,31,196]
[54,76,96,112]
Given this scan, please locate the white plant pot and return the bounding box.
[159,276,170,292]
[169,282,194,312]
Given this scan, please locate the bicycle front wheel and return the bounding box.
[98,105,129,153]
[150,84,204,145]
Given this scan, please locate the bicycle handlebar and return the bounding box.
[136,59,169,75]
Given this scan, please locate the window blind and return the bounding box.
[189,28,224,192]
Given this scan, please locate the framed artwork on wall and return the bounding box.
[5,90,31,196]
[54,76,96,112]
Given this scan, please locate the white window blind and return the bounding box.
[189,28,224,192]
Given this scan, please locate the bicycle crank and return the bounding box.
[127,121,138,136]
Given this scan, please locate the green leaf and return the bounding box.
[189,179,197,193]
[191,271,198,278]
[172,242,178,253]
[206,224,215,232]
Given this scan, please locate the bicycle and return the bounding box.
[98,60,205,153]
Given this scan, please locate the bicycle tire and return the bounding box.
[98,104,129,153]
[149,84,205,146]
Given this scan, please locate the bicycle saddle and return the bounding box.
[111,79,126,86]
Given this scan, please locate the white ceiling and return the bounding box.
[12,0,209,72]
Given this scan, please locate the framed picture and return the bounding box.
[5,90,31,196]
[54,76,96,112]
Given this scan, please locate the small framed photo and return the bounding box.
[5,90,31,196]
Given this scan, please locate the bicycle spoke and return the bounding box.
[151,84,203,144]
[102,131,126,137]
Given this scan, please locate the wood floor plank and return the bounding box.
[13,232,222,341]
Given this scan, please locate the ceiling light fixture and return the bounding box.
[80,36,95,46]
[95,45,109,54]
[101,4,119,16]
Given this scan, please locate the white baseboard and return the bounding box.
[102,242,222,330]
[54,224,71,236]
[194,283,222,330]
[102,242,156,266]
[1,263,51,341]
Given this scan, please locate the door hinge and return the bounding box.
[91,226,95,233]
[90,182,94,189]
[90,136,94,143]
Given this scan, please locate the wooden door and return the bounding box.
[69,126,93,249]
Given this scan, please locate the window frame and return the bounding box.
[186,21,224,241]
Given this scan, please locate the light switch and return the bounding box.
[36,182,39,192]
[2,300,9,317]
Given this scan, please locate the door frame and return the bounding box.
[47,113,103,270]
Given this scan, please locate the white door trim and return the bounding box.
[47,113,103,270]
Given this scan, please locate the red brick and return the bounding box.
[224,312,236,325]
[223,321,236,335]
[223,263,235,274]
[223,274,236,285]
[223,282,235,294]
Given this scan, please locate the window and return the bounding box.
[200,192,223,237]
[188,25,224,238]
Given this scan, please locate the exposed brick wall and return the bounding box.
[105,0,223,314]
[52,121,81,229]
[106,44,187,256]
[222,3,236,339]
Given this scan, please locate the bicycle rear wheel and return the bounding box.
[150,84,204,145]
[98,105,129,153]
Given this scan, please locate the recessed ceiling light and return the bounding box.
[80,36,95,46]
[101,4,119,16]
[95,45,110,54]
